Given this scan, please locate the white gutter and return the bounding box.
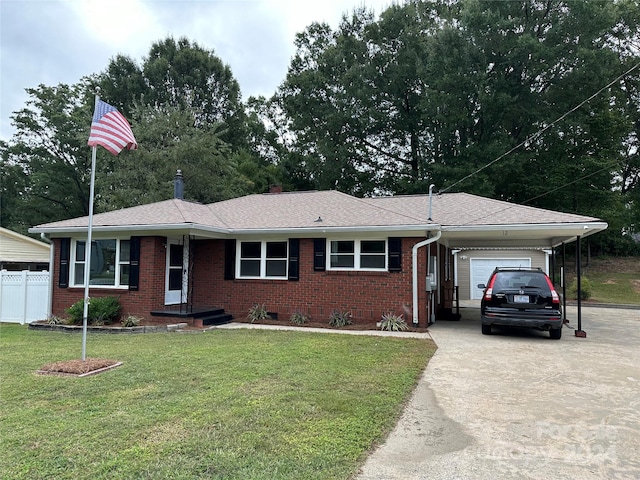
[29,223,436,237]
[441,222,608,233]
[412,230,442,326]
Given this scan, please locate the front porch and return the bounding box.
[150,305,232,327]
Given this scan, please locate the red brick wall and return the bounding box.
[50,236,445,328]
[51,237,167,318]
[192,238,435,327]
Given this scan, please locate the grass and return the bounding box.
[0,324,436,480]
[579,272,640,305]
[561,256,640,305]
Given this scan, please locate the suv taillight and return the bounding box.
[484,274,497,301]
[544,276,560,305]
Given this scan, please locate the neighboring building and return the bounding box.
[0,227,50,271]
[29,189,607,327]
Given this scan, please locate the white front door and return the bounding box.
[165,238,188,305]
[470,258,531,299]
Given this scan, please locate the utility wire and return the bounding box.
[439,62,640,194]
[521,160,619,206]
[455,161,618,231]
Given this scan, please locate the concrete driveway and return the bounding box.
[357,305,640,479]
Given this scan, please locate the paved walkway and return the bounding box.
[356,305,640,479]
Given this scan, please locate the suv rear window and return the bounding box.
[492,271,549,291]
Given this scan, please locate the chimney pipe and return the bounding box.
[174,169,184,199]
[428,184,435,221]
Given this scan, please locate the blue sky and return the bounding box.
[0,0,393,141]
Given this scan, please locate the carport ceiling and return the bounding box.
[441,222,608,248]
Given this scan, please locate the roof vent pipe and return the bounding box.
[428,184,435,221]
[174,169,184,199]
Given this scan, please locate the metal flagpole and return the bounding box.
[81,92,100,361]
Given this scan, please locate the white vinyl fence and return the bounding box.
[0,270,50,324]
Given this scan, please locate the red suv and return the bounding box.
[478,268,563,339]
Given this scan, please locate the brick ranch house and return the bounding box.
[30,188,607,327]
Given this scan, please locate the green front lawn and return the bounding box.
[0,325,435,480]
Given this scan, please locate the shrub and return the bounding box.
[568,276,593,300]
[380,312,409,331]
[290,310,310,325]
[66,296,121,325]
[247,303,270,323]
[329,310,352,328]
[121,315,141,327]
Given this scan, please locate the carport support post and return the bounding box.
[575,235,586,338]
[562,243,567,322]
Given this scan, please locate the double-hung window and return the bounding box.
[238,240,288,279]
[72,239,131,287]
[329,240,387,270]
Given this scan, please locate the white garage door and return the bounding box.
[470,258,531,299]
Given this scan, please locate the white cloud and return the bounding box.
[0,0,395,140]
[65,0,163,59]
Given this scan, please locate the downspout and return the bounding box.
[40,233,54,319]
[412,230,442,326]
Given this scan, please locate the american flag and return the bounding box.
[87,99,137,155]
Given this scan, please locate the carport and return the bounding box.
[438,217,608,337]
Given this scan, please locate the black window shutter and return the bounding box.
[388,237,402,272]
[313,238,326,271]
[224,239,236,280]
[128,236,141,291]
[288,238,300,281]
[58,238,70,288]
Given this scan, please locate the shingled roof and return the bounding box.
[30,190,606,246]
[366,192,600,226]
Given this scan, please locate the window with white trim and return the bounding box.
[329,240,387,270]
[238,240,288,279]
[71,239,131,287]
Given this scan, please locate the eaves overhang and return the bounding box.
[30,223,441,239]
[29,223,229,239]
[441,221,608,248]
[227,224,439,237]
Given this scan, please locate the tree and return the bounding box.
[2,36,277,230]
[0,141,29,233]
[1,82,94,231]
[94,104,257,210]
[97,37,249,150]
[276,0,640,249]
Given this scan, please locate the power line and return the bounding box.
[439,62,640,194]
[521,160,619,206]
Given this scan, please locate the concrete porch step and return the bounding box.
[150,306,225,319]
[202,313,233,326]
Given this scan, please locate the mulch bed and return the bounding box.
[36,358,123,377]
[235,318,430,333]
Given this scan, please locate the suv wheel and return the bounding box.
[550,328,562,340]
[481,324,492,335]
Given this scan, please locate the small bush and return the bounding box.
[121,315,141,327]
[66,296,121,325]
[569,276,593,300]
[290,310,310,325]
[380,312,409,331]
[247,303,270,323]
[329,310,352,328]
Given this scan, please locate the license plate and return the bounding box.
[514,295,529,303]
